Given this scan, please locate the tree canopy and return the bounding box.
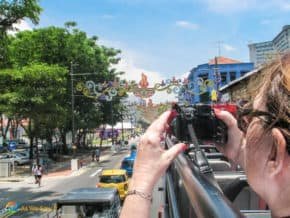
[0,0,42,32]
[0,0,42,68]
[0,23,125,151]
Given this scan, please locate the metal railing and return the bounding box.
[165,136,243,218]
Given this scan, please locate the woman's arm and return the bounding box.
[120,111,186,218]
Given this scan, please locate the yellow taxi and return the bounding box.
[97,169,129,200]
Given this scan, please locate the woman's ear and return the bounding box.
[267,128,287,176]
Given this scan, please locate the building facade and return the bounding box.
[185,56,254,103]
[248,25,290,67]
[219,68,264,103]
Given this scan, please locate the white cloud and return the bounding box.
[100,39,178,104]
[98,39,193,106]
[179,71,190,79]
[115,53,178,104]
[202,0,290,13]
[277,0,290,10]
[202,0,254,13]
[7,19,32,35]
[261,19,272,25]
[101,14,115,19]
[175,20,199,30]
[223,44,236,51]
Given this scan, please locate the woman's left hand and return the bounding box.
[129,111,186,194]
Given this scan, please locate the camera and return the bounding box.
[170,103,236,145]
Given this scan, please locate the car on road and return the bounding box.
[97,169,129,200]
[0,152,8,159]
[12,149,30,159]
[0,146,9,153]
[120,152,136,176]
[0,153,30,165]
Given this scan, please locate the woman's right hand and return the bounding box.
[214,109,245,164]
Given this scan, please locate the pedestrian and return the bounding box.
[31,164,38,184]
[95,148,101,162]
[36,164,43,187]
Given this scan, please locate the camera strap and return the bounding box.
[187,123,212,174]
[187,123,221,191]
[187,123,222,191]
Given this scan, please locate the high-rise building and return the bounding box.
[248,25,290,67]
[185,56,253,103]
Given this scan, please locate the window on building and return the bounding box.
[199,73,208,81]
[240,71,248,77]
[220,72,227,84]
[230,71,236,81]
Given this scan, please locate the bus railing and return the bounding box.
[165,136,244,218]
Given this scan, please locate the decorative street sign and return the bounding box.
[76,73,215,101]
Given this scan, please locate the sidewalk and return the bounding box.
[44,149,113,178]
[0,147,113,183]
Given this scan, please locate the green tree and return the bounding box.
[0,63,67,159]
[0,0,42,68]
[8,23,124,149]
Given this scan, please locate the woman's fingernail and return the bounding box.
[214,108,221,115]
[168,110,178,123]
[181,144,188,151]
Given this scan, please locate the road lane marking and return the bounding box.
[90,168,102,177]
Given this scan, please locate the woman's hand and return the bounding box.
[214,109,245,165]
[129,111,186,194]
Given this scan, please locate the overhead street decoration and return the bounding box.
[76,73,215,101]
[136,100,173,122]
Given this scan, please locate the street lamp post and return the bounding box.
[121,117,124,142]
[110,100,114,147]
[70,62,76,145]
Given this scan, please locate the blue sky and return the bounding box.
[18,0,290,102]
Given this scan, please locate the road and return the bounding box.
[0,149,165,218]
[0,150,128,207]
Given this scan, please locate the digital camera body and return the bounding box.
[170,104,236,145]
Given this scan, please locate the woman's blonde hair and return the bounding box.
[258,52,290,147]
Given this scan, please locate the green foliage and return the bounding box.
[0,0,42,68]
[4,23,125,147]
[0,63,67,157]
[0,63,67,119]
[0,0,42,32]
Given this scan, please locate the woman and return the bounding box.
[36,164,43,187]
[120,53,290,218]
[31,164,38,184]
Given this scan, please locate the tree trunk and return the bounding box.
[82,130,87,147]
[76,130,81,148]
[35,138,39,165]
[47,136,53,148]
[99,127,106,149]
[29,135,34,160]
[28,119,34,160]
[60,131,68,154]
[2,117,11,141]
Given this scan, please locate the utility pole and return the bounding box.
[214,56,221,102]
[216,40,224,57]
[110,100,114,147]
[70,62,75,146]
[121,115,124,142]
